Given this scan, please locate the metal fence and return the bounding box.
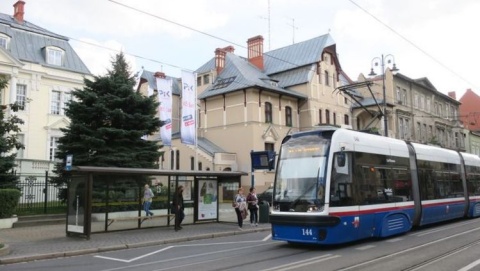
[1,171,67,214]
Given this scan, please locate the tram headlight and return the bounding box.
[307,205,321,212]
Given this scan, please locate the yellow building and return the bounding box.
[0,1,91,174]
[139,34,352,192]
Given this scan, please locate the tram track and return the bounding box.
[401,239,480,271]
[337,225,480,271]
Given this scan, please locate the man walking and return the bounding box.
[172,185,185,231]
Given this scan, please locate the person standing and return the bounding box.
[247,187,259,226]
[233,187,247,230]
[172,185,185,231]
[143,184,154,217]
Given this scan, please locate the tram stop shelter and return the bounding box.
[65,166,247,238]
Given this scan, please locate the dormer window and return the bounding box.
[46,46,64,66]
[0,33,11,50]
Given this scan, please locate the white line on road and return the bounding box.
[458,259,480,271]
[260,254,341,271]
[95,233,272,264]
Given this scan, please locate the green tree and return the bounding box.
[53,52,163,188]
[0,77,24,188]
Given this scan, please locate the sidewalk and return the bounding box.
[0,222,271,265]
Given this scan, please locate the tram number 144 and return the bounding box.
[302,228,313,236]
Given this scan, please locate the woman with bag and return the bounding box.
[233,187,247,230]
[247,187,259,226]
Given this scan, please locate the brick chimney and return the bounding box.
[222,45,235,53]
[13,1,25,24]
[448,91,456,100]
[154,72,166,78]
[247,35,264,70]
[215,48,226,74]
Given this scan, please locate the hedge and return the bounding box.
[0,189,21,218]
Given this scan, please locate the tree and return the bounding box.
[0,77,24,188]
[52,52,163,189]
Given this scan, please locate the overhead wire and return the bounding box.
[348,0,478,90]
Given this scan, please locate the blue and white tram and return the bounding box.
[269,127,480,245]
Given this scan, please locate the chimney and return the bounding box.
[448,91,456,100]
[222,45,235,53]
[13,1,25,24]
[154,72,166,79]
[215,48,226,74]
[247,35,264,70]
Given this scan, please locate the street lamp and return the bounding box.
[368,54,399,137]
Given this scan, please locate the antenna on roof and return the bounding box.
[259,0,271,50]
[287,17,298,44]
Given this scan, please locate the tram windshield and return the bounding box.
[273,134,329,212]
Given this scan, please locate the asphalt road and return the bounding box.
[3,219,480,271]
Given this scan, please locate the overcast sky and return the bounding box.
[2,0,478,98]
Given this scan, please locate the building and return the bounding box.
[458,88,480,132]
[354,70,465,151]
[138,34,352,190]
[0,1,91,174]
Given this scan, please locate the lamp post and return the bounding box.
[368,54,399,137]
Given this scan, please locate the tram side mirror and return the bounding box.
[337,152,346,167]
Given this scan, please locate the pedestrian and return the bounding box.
[233,187,247,230]
[172,185,185,231]
[247,187,259,226]
[143,184,154,217]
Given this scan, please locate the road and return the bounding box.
[3,219,480,271]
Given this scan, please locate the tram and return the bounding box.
[270,127,480,245]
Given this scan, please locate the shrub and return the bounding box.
[0,189,21,218]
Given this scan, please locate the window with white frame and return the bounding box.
[46,47,64,66]
[16,84,26,110]
[49,136,60,161]
[51,91,61,115]
[426,98,431,113]
[402,89,407,105]
[0,34,9,49]
[51,91,72,115]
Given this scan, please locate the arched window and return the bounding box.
[265,102,272,123]
[285,106,292,127]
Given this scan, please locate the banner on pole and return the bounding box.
[156,77,172,146]
[181,71,197,145]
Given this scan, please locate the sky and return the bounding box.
[1,0,479,99]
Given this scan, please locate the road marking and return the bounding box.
[95,233,272,263]
[386,238,403,242]
[458,259,480,271]
[336,227,480,271]
[98,242,274,271]
[356,245,375,250]
[95,246,174,263]
[261,254,341,271]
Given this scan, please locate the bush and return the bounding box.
[0,189,21,218]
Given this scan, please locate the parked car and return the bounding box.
[257,187,274,206]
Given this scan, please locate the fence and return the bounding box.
[1,171,67,215]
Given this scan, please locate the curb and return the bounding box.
[0,227,270,265]
[0,244,9,257]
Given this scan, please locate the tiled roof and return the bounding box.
[0,13,90,74]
